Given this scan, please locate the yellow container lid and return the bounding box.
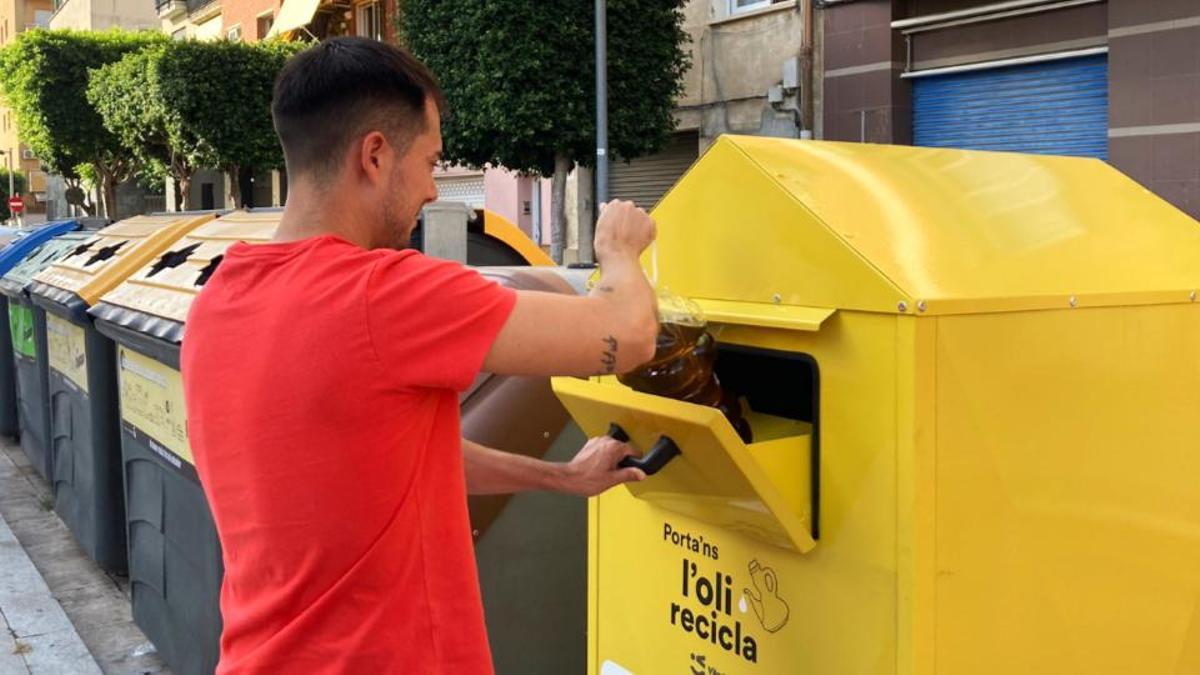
[32,212,216,309]
[96,209,282,327]
[652,136,1200,315]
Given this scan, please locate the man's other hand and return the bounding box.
[557,435,647,497]
[593,199,656,265]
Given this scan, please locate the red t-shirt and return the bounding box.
[181,235,516,674]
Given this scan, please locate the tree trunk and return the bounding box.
[104,180,118,220]
[98,167,118,220]
[178,175,193,211]
[550,153,571,264]
[226,165,242,209]
[172,156,193,211]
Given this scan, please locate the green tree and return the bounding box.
[88,48,178,206]
[153,39,305,208]
[89,39,305,210]
[0,29,166,217]
[0,170,28,221]
[401,0,690,262]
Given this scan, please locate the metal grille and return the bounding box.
[913,54,1109,159]
[435,175,486,208]
[610,132,700,209]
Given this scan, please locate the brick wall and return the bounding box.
[220,0,280,42]
[1108,0,1200,219]
[223,0,394,44]
[821,0,910,144]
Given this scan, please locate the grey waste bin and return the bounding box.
[0,219,83,438]
[27,213,213,573]
[91,210,278,675]
[0,231,95,480]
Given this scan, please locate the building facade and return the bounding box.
[608,0,809,210]
[610,0,1199,224]
[49,0,158,31]
[158,0,221,40]
[819,0,1199,220]
[0,0,54,215]
[219,0,276,42]
[151,0,549,242]
[221,0,393,43]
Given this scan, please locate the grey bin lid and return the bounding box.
[0,232,95,298]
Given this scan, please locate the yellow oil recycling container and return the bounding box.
[553,137,1200,675]
[26,212,214,574]
[90,209,282,675]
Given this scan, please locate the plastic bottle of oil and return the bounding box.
[617,291,753,443]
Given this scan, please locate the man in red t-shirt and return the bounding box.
[181,38,658,674]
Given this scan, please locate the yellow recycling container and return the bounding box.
[90,209,282,675]
[23,212,214,575]
[554,137,1200,675]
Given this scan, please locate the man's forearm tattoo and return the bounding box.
[600,335,618,374]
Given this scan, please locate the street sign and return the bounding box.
[7,197,22,214]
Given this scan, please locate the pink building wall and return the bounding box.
[433,165,552,246]
[484,168,552,244]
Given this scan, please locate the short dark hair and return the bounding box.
[271,37,446,179]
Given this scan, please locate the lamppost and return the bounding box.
[590,0,608,264]
[0,150,12,203]
[595,0,608,206]
[0,150,13,226]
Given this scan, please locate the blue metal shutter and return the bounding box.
[912,54,1109,159]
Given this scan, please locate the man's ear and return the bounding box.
[359,131,390,182]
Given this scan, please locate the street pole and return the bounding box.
[1,151,11,226]
[589,0,608,264]
[1,151,11,204]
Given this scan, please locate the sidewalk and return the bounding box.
[0,513,99,674]
[2,215,47,228]
[0,438,168,675]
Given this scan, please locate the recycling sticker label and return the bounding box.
[47,315,89,394]
[9,303,35,359]
[599,514,796,675]
[664,522,791,668]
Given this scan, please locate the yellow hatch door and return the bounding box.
[553,377,815,553]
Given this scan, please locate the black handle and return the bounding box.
[607,423,630,443]
[608,423,680,476]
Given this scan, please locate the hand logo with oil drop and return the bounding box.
[743,559,789,633]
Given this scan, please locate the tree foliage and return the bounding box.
[87,49,171,192]
[89,39,307,209]
[401,0,690,176]
[154,39,304,195]
[0,29,167,215]
[401,0,690,261]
